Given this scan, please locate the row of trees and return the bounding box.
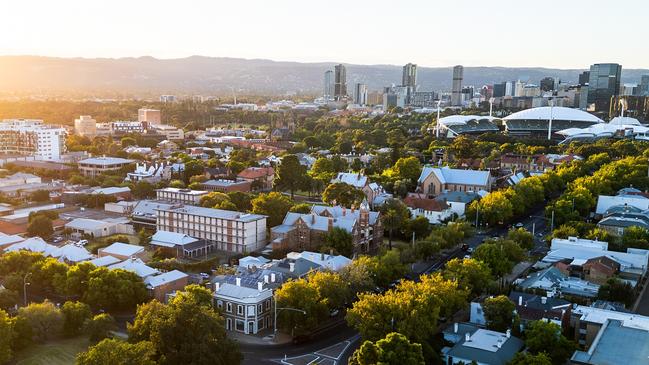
[0,251,147,311]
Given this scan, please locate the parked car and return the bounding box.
[461,243,469,251]
[77,240,88,246]
[515,223,524,228]
[329,309,339,317]
[199,272,210,279]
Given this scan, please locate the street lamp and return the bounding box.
[273,296,306,338]
[23,272,31,307]
[435,99,442,138]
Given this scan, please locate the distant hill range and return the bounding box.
[0,55,647,97]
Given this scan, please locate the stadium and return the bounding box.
[502,106,604,138]
[436,115,500,138]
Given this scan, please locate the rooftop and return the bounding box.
[157,187,207,195]
[145,270,188,288]
[79,157,134,166]
[503,107,604,123]
[571,319,649,365]
[419,166,490,187]
[156,204,266,223]
[99,242,144,257]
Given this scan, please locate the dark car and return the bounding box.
[461,243,469,251]
[292,334,311,345]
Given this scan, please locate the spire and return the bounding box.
[360,198,369,211]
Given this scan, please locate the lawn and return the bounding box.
[13,336,90,365]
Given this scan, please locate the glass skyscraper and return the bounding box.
[587,63,622,113]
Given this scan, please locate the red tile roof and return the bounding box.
[403,196,449,212]
[237,167,274,179]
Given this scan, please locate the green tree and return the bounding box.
[322,182,366,208]
[289,203,312,214]
[66,261,97,298]
[120,136,137,147]
[18,300,63,341]
[62,301,92,337]
[508,352,552,365]
[274,278,328,334]
[393,157,422,185]
[310,158,336,185]
[29,189,50,202]
[169,179,185,188]
[507,228,534,250]
[31,257,68,294]
[403,216,432,241]
[169,284,213,307]
[76,339,156,365]
[443,258,492,297]
[85,313,117,343]
[128,296,242,365]
[183,160,205,183]
[482,295,515,332]
[597,278,635,307]
[324,227,354,257]
[339,256,377,297]
[349,332,425,365]
[10,315,33,351]
[0,310,14,364]
[308,271,350,311]
[524,320,575,364]
[83,267,148,311]
[472,191,514,226]
[0,288,19,310]
[227,191,252,211]
[274,154,308,199]
[380,198,411,250]
[27,215,54,239]
[132,180,155,199]
[251,192,294,227]
[552,224,579,239]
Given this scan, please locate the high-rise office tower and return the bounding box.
[640,75,649,96]
[451,65,464,106]
[540,77,555,92]
[579,71,590,86]
[402,63,417,88]
[353,83,368,105]
[587,63,622,113]
[334,64,347,101]
[323,70,334,101]
[493,82,506,98]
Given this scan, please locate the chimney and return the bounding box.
[518,296,523,306]
[496,340,502,349]
[541,297,547,304]
[506,329,511,338]
[264,274,269,283]
[465,333,471,342]
[236,277,241,286]
[328,217,333,230]
[271,273,276,282]
[330,249,334,256]
[214,282,220,291]
[343,207,346,216]
[321,252,325,261]
[258,282,263,292]
[289,262,295,272]
[454,322,459,333]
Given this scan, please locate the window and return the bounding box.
[226,302,232,313]
[216,300,223,309]
[258,304,263,314]
[237,305,244,315]
[235,320,245,332]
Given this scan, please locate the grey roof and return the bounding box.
[150,230,199,247]
[273,212,356,234]
[202,179,248,187]
[419,166,490,187]
[445,329,524,365]
[435,191,481,204]
[270,258,321,278]
[508,291,570,311]
[310,205,379,225]
[157,204,266,223]
[132,200,176,219]
[571,319,649,365]
[79,157,134,165]
[214,282,270,301]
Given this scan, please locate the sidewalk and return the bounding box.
[229,328,293,346]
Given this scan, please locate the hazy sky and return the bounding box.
[2,0,648,69]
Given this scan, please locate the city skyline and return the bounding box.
[2,0,649,69]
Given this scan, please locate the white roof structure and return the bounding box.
[288,251,352,271]
[419,166,490,187]
[544,237,649,275]
[609,116,642,126]
[65,218,115,231]
[0,233,25,248]
[438,115,498,126]
[99,242,144,257]
[596,195,649,215]
[151,231,199,248]
[4,237,57,256]
[332,172,368,188]
[238,256,271,270]
[79,157,134,166]
[503,107,605,123]
[88,255,121,267]
[214,282,272,304]
[109,258,160,278]
[51,244,93,263]
[90,187,131,195]
[572,305,649,331]
[144,270,188,289]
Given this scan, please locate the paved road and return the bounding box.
[242,206,551,364]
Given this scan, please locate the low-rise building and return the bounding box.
[65,217,133,238]
[213,279,273,335]
[144,270,189,303]
[237,167,274,190]
[78,157,134,178]
[271,201,382,253]
[156,205,267,254]
[331,172,391,207]
[202,179,252,193]
[418,166,492,198]
[442,326,524,365]
[108,257,159,278]
[569,305,649,349]
[98,242,146,261]
[404,193,454,224]
[150,230,208,259]
[156,187,208,205]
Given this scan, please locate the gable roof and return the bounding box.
[88,255,121,267]
[51,244,93,263]
[332,172,368,188]
[144,270,188,288]
[237,166,274,179]
[404,195,450,212]
[151,230,200,248]
[429,166,491,186]
[445,329,524,365]
[5,237,57,256]
[109,258,159,278]
[99,242,144,257]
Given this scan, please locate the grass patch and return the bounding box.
[13,336,90,365]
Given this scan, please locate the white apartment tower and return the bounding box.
[74,115,97,137]
[323,70,334,101]
[353,83,368,106]
[138,108,161,125]
[451,65,464,106]
[0,119,66,160]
